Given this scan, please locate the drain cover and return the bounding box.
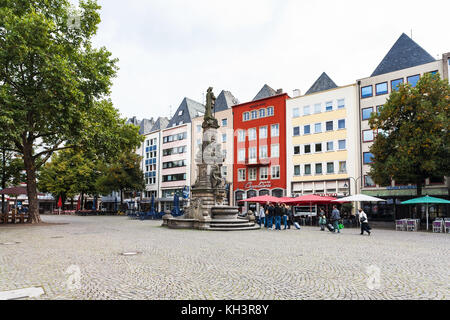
[121,251,142,256]
[50,236,64,239]
[0,242,21,245]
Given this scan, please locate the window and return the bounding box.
[238,130,245,142]
[260,145,268,159]
[327,141,334,151]
[363,152,374,164]
[248,128,257,141]
[271,144,280,158]
[304,125,311,135]
[304,164,311,175]
[163,173,186,182]
[363,130,375,142]
[259,126,268,139]
[260,167,268,180]
[222,149,227,159]
[314,123,322,133]
[243,112,250,121]
[267,107,274,116]
[326,121,333,131]
[221,133,227,143]
[361,85,373,98]
[294,165,301,176]
[222,166,228,177]
[391,78,404,92]
[259,109,266,118]
[249,147,257,163]
[326,101,333,112]
[271,124,279,137]
[375,82,388,95]
[364,175,376,187]
[327,162,334,174]
[338,119,346,129]
[197,125,202,133]
[337,99,345,109]
[238,149,245,162]
[362,107,373,121]
[303,106,310,115]
[293,146,300,155]
[315,143,322,153]
[339,161,347,174]
[251,110,258,120]
[314,103,321,114]
[293,108,300,118]
[376,105,383,115]
[249,168,257,181]
[304,144,311,154]
[293,126,300,136]
[271,166,280,179]
[315,163,322,175]
[238,169,246,181]
[338,140,346,150]
[221,119,228,127]
[407,74,420,87]
[178,110,184,116]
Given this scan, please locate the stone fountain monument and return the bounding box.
[164,87,258,231]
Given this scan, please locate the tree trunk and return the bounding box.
[1,147,5,214]
[23,143,41,224]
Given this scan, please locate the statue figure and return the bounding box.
[210,164,222,189]
[203,87,219,129]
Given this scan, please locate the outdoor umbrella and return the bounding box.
[332,194,386,203]
[282,195,338,223]
[239,195,281,204]
[401,196,450,231]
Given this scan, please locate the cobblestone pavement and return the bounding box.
[0,215,449,300]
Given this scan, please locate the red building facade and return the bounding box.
[233,93,289,212]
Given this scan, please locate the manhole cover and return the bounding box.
[121,251,142,256]
[0,242,21,245]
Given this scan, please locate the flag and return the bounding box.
[58,196,62,208]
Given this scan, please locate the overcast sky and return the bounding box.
[88,0,450,121]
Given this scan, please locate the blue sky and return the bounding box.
[86,0,450,120]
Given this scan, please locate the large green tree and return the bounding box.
[95,152,145,206]
[368,73,450,196]
[0,0,136,222]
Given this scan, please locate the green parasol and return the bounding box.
[402,196,450,231]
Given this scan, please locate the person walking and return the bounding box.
[274,203,282,230]
[331,205,341,233]
[318,208,327,231]
[286,205,293,229]
[359,208,371,236]
[267,203,274,230]
[282,204,288,230]
[258,205,266,228]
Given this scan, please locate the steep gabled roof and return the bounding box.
[252,84,277,101]
[126,116,140,126]
[139,118,155,135]
[167,97,205,128]
[305,72,338,95]
[151,117,169,132]
[371,33,436,77]
[214,90,240,112]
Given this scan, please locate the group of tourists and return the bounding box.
[256,202,372,235]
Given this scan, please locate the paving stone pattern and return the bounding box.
[0,216,448,300]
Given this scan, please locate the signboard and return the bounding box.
[244,181,272,190]
[294,206,317,217]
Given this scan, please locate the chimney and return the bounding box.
[276,89,283,94]
[293,89,301,97]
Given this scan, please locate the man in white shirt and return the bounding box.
[359,208,371,236]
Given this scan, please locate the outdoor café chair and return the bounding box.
[395,219,406,231]
[444,220,450,234]
[406,219,416,231]
[432,220,443,233]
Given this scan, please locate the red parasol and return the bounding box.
[239,195,282,204]
[282,195,337,205]
[57,196,62,208]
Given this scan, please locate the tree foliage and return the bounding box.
[95,152,145,204]
[368,73,450,196]
[0,0,142,222]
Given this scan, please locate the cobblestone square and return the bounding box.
[0,215,449,300]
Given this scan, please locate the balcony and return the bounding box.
[244,157,272,167]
